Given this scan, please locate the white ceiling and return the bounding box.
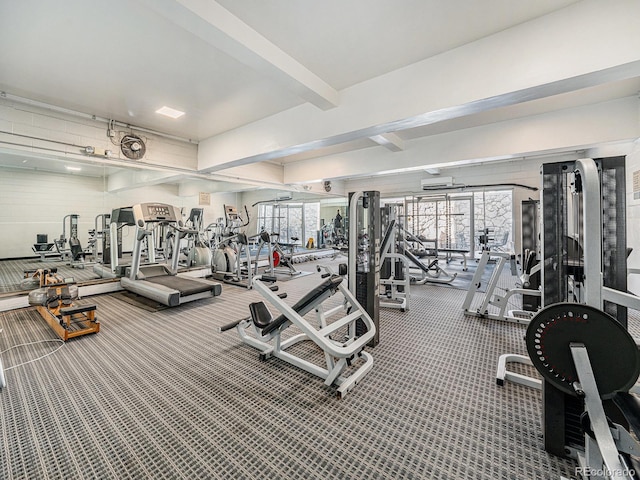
[0,0,578,141]
[2,0,638,191]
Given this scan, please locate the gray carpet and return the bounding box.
[0,258,579,479]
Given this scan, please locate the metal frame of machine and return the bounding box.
[221,266,376,398]
[494,157,640,474]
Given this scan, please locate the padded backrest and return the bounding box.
[261,275,343,335]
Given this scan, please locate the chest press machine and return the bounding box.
[220,265,376,398]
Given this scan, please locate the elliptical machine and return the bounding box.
[210,205,254,288]
[183,208,212,267]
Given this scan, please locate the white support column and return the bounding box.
[575,158,603,310]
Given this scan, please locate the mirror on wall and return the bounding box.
[0,154,112,294]
[0,152,222,295]
[0,152,335,296]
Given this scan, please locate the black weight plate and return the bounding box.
[525,303,640,399]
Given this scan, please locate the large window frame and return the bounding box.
[257,202,320,246]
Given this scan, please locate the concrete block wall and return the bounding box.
[0,98,198,171]
[0,167,235,259]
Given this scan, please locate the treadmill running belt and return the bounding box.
[145,275,215,296]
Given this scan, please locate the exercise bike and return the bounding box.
[253,230,299,277]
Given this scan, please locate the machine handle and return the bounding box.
[219,317,249,332]
[260,275,278,283]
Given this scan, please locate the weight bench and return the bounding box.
[437,248,470,271]
[221,267,376,398]
[397,243,457,285]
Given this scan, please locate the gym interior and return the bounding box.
[2,2,640,479]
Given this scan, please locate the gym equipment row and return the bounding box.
[32,214,98,267]
[220,264,376,398]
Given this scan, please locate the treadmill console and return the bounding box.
[133,203,180,223]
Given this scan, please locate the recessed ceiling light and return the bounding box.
[66,166,82,171]
[156,106,185,119]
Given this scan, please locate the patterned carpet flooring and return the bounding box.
[0,258,581,479]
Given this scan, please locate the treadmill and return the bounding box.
[93,206,136,278]
[120,203,222,307]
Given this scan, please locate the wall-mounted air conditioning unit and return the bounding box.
[420,176,453,190]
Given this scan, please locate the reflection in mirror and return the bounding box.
[0,149,255,297]
[0,154,114,294]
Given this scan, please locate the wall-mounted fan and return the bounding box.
[120,134,146,160]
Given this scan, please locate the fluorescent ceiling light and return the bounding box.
[66,166,82,171]
[156,106,185,119]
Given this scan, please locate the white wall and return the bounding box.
[0,167,234,258]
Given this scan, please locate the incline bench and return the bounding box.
[221,267,376,398]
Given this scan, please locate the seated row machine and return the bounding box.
[527,303,640,479]
[28,274,99,342]
[221,265,376,398]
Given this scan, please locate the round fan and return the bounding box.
[120,134,146,160]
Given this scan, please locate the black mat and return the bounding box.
[411,259,495,292]
[111,291,170,312]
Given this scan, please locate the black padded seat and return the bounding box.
[438,248,470,254]
[260,275,343,335]
[249,301,273,329]
[60,304,97,315]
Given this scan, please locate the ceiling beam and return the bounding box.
[369,133,404,152]
[197,0,640,172]
[283,97,640,183]
[178,179,259,196]
[140,0,338,110]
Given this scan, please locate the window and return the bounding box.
[474,190,513,252]
[258,202,320,246]
[405,190,513,256]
